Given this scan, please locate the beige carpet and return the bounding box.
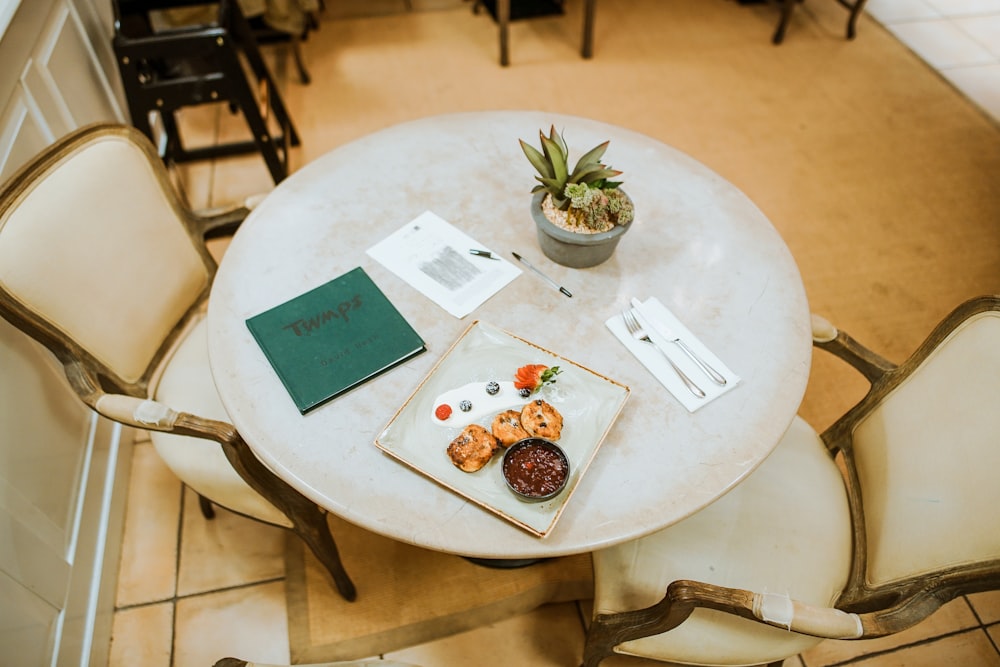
[285,514,593,662]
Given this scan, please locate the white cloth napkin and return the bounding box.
[606,297,740,412]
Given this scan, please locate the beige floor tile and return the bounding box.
[108,602,173,667]
[172,160,217,212]
[115,443,182,607]
[955,13,1000,58]
[922,0,1000,17]
[324,0,412,19]
[886,19,996,68]
[207,152,277,205]
[800,597,980,666]
[174,105,223,154]
[174,580,289,666]
[849,629,1000,666]
[384,601,585,666]
[970,591,1000,624]
[866,0,942,22]
[989,622,1000,648]
[176,487,286,597]
[942,63,1000,122]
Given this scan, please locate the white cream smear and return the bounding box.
[430,381,527,427]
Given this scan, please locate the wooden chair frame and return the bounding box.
[583,294,1000,667]
[773,0,870,45]
[0,123,355,602]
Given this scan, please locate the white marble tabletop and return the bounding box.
[207,111,812,559]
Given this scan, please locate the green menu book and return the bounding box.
[246,267,425,414]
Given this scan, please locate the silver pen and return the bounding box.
[511,252,572,298]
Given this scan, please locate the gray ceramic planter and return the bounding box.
[531,192,632,268]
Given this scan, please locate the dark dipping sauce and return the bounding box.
[502,438,569,501]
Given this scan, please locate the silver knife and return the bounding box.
[631,298,728,386]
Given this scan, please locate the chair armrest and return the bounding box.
[811,313,897,383]
[594,580,864,646]
[676,580,955,639]
[95,394,178,429]
[752,590,863,638]
[93,394,240,444]
[590,577,959,657]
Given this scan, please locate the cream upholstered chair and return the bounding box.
[583,295,1000,667]
[0,123,355,601]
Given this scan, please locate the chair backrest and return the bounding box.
[0,123,215,398]
[825,296,1000,613]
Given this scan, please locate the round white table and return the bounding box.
[207,111,812,559]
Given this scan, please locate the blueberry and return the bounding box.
[485,381,500,395]
[459,399,473,412]
[518,388,531,398]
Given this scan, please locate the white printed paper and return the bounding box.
[366,211,521,318]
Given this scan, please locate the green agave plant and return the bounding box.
[519,125,623,212]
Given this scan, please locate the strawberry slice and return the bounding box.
[514,364,561,394]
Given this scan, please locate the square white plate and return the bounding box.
[375,320,629,537]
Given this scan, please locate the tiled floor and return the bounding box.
[865,0,1000,122]
[107,1,1000,666]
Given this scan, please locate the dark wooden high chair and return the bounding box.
[112,0,300,183]
[472,0,598,66]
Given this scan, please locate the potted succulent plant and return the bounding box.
[519,126,635,268]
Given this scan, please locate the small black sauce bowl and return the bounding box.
[501,437,570,502]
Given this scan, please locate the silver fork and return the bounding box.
[622,308,706,398]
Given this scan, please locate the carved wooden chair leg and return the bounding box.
[197,492,216,519]
[285,501,359,602]
[216,433,357,601]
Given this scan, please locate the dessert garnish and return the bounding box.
[514,364,561,395]
[485,381,500,395]
[459,399,473,412]
[434,404,452,420]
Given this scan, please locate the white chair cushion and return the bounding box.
[593,416,852,666]
[854,311,1000,586]
[151,316,291,527]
